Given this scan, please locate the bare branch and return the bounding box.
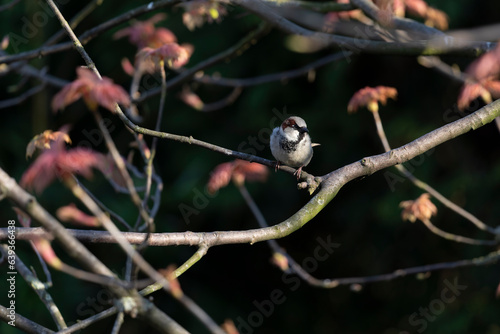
[0,304,54,334]
[0,0,183,65]
[232,0,493,56]
[0,245,66,330]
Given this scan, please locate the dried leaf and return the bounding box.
[400,193,437,223]
[270,252,289,271]
[26,129,71,159]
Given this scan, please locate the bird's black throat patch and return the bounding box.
[279,132,306,153]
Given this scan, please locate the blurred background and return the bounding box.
[1,0,500,333]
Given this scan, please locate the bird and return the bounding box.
[270,116,315,179]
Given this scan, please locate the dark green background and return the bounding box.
[1,1,500,333]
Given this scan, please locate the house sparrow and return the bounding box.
[270,116,314,179]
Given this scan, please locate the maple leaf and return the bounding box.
[26,129,71,159]
[465,43,500,82]
[52,67,130,112]
[457,82,493,111]
[405,0,448,30]
[137,43,193,72]
[21,137,107,193]
[399,193,437,223]
[180,0,228,31]
[207,160,268,194]
[347,86,397,113]
[457,43,500,110]
[113,13,177,49]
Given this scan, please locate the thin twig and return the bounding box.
[233,0,492,56]
[0,304,54,334]
[111,312,125,334]
[307,249,500,288]
[135,21,272,103]
[56,307,118,334]
[0,0,20,12]
[2,87,500,249]
[350,0,444,37]
[44,0,105,46]
[0,245,67,330]
[261,0,354,12]
[198,87,243,112]
[75,178,132,230]
[371,109,498,234]
[191,52,349,88]
[141,245,209,296]
[0,0,183,65]
[421,218,497,246]
[0,84,45,109]
[46,0,152,224]
[0,169,188,334]
[66,177,172,293]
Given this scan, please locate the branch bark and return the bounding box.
[4,96,500,248]
[232,0,493,56]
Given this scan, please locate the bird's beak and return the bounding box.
[298,126,309,134]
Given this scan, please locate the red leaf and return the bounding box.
[348,86,397,113]
[180,1,228,31]
[465,43,500,82]
[179,87,204,110]
[56,204,99,227]
[114,14,177,49]
[207,160,268,194]
[457,82,491,110]
[207,161,234,195]
[121,58,135,76]
[52,68,130,112]
[139,43,193,71]
[21,139,107,193]
[32,238,62,269]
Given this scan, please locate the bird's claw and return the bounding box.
[274,161,281,172]
[293,166,304,180]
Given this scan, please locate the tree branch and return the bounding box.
[5,95,500,248]
[0,0,182,65]
[232,0,493,56]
